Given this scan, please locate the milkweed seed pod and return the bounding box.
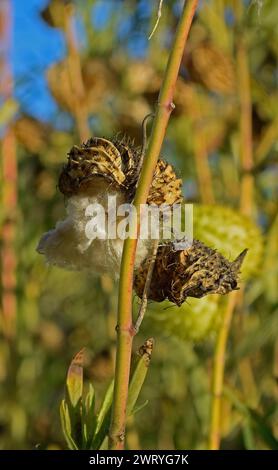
[58,136,183,206]
[184,41,235,95]
[146,295,225,342]
[47,60,77,114]
[58,137,139,200]
[124,61,161,95]
[37,136,182,273]
[13,116,49,154]
[82,59,116,113]
[140,204,264,341]
[47,59,114,115]
[193,205,264,279]
[134,240,247,306]
[40,0,74,29]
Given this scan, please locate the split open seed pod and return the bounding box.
[13,115,50,154]
[134,240,247,307]
[139,204,264,341]
[47,59,115,116]
[58,136,183,206]
[37,136,182,273]
[184,41,236,95]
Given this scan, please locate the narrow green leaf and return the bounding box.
[92,380,114,450]
[82,383,97,449]
[230,310,278,362]
[249,409,278,450]
[242,420,255,450]
[127,338,154,416]
[99,436,109,450]
[224,386,249,417]
[66,349,84,408]
[95,379,114,435]
[132,400,149,416]
[65,349,85,449]
[91,339,154,449]
[224,386,278,450]
[60,400,78,450]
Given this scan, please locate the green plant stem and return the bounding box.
[208,291,238,450]
[208,3,257,450]
[235,0,258,421]
[235,3,254,217]
[108,0,198,450]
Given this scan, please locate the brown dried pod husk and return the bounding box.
[134,240,247,306]
[148,160,183,206]
[124,61,161,95]
[40,0,74,29]
[47,58,114,115]
[58,136,183,206]
[82,58,115,112]
[13,115,50,154]
[47,60,77,114]
[184,41,235,95]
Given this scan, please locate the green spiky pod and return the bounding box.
[193,205,264,279]
[143,204,264,342]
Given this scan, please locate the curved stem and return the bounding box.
[108,0,198,450]
[134,240,159,333]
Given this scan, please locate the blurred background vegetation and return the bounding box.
[0,0,277,450]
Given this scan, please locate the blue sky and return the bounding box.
[12,0,66,122]
[11,0,153,124]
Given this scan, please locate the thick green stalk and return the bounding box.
[108,0,198,450]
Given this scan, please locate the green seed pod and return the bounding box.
[193,205,264,279]
[146,295,225,342]
[144,204,264,342]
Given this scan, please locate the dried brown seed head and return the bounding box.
[134,240,247,307]
[184,41,235,95]
[58,136,182,206]
[148,160,183,206]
